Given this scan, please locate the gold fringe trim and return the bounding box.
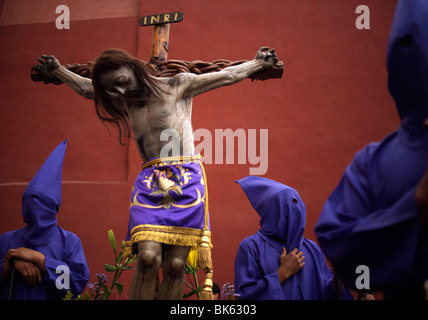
[124,224,212,258]
[142,154,202,170]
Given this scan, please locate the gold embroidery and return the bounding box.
[142,173,154,189]
[171,189,203,208]
[136,155,204,209]
[130,190,163,209]
[176,165,192,184]
[130,188,204,209]
[150,176,183,209]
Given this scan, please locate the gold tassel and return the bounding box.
[197,229,213,300]
[196,245,212,271]
[196,230,212,270]
[199,268,213,300]
[196,161,213,300]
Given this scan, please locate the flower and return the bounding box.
[220,282,240,300]
[86,273,109,300]
[187,247,198,270]
[96,273,108,282]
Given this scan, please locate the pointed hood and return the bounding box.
[236,176,306,251]
[387,0,428,147]
[21,139,68,247]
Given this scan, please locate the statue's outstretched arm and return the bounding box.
[183,47,279,97]
[35,55,94,100]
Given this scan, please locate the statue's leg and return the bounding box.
[129,241,162,300]
[157,244,191,300]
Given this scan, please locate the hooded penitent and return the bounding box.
[315,0,428,299]
[387,0,428,147]
[21,139,67,248]
[236,176,306,251]
[0,139,90,300]
[234,176,351,300]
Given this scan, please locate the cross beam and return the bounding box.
[139,12,184,64]
[30,11,284,83]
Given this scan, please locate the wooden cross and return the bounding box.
[30,11,283,83]
[139,12,184,64]
[138,11,283,80]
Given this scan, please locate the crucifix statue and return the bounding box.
[31,11,283,300]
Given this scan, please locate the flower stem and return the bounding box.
[193,270,200,299]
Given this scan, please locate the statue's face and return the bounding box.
[100,65,139,98]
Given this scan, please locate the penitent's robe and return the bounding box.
[315,0,428,299]
[234,176,352,300]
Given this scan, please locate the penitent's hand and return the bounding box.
[277,247,305,285]
[14,260,43,286]
[4,247,45,270]
[254,47,278,68]
[36,55,62,78]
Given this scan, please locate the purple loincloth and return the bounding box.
[124,155,211,256]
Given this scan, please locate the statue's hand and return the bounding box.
[36,55,61,78]
[255,47,278,67]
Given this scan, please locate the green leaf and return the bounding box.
[183,289,197,299]
[115,281,124,295]
[102,285,109,300]
[120,266,134,270]
[84,291,90,300]
[185,264,193,274]
[117,250,123,265]
[126,254,137,265]
[103,263,117,272]
[108,230,117,255]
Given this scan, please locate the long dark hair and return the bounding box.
[92,49,164,144]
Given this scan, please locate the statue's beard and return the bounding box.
[124,88,144,99]
[115,84,148,107]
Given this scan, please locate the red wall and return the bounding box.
[0,0,398,299]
